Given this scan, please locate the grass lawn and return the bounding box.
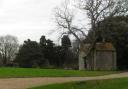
[0,67,118,78]
[29,78,128,89]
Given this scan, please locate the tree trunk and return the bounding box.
[79,51,85,70]
[78,43,85,70]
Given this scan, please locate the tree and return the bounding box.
[54,1,86,43]
[40,36,46,46]
[54,1,87,70]
[0,35,19,65]
[61,35,71,48]
[78,0,128,70]
[15,39,44,68]
[39,36,55,66]
[94,16,128,69]
[54,0,128,70]
[39,35,48,65]
[61,35,71,68]
[45,39,55,65]
[52,46,64,67]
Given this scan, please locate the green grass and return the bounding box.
[0,67,118,78]
[29,78,128,89]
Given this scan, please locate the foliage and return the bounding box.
[61,35,75,68]
[44,39,55,65]
[61,35,71,48]
[39,36,55,67]
[51,46,64,67]
[40,36,46,46]
[95,16,128,69]
[15,35,78,69]
[15,39,44,68]
[54,0,128,70]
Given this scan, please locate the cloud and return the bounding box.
[0,0,63,43]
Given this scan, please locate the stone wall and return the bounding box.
[95,51,116,70]
[79,42,117,70]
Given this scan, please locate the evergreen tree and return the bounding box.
[61,35,74,68]
[45,39,55,65]
[61,35,71,48]
[39,36,55,66]
[40,36,46,46]
[15,39,44,68]
[87,16,128,69]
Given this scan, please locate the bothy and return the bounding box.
[79,42,116,70]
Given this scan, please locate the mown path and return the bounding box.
[1,72,128,89]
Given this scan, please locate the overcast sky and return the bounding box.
[0,0,65,43]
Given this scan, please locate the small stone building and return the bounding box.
[79,42,116,70]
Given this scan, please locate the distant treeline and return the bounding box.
[14,35,78,69]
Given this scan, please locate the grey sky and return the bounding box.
[0,0,64,43]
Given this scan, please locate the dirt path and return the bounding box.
[1,72,128,89]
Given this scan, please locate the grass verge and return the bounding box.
[0,67,118,78]
[29,78,128,89]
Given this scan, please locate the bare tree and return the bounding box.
[0,35,19,65]
[54,0,87,43]
[54,0,88,70]
[54,0,128,70]
[77,0,128,70]
[79,0,128,33]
